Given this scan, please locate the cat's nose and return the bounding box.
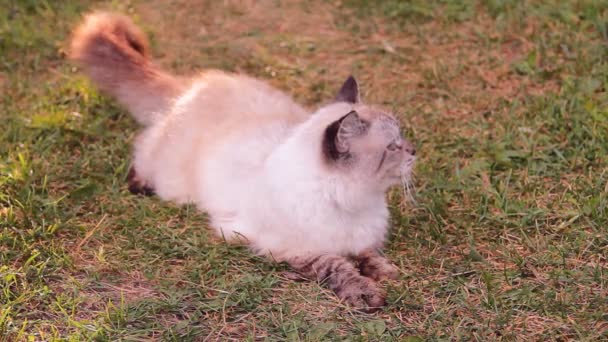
[403,140,416,156]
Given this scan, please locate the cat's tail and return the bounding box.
[69,12,183,125]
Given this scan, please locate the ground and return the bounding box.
[1,0,607,340]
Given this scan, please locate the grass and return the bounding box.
[1,0,607,340]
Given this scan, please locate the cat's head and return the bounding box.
[321,76,416,193]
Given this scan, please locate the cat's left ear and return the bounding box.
[335,111,368,153]
[323,110,368,161]
[336,76,359,104]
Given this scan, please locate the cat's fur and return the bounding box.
[70,12,416,311]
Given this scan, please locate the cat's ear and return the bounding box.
[336,111,367,153]
[324,111,368,160]
[336,76,359,103]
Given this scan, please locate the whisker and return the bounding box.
[399,164,417,205]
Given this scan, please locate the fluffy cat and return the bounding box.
[70,12,416,311]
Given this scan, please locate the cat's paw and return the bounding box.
[127,167,155,196]
[337,275,386,312]
[359,258,400,281]
[355,251,400,281]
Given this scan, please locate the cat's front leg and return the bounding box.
[353,249,400,281]
[288,255,386,312]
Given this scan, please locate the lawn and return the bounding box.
[1,0,607,340]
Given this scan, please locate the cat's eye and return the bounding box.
[386,142,402,151]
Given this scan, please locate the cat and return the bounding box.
[70,12,416,311]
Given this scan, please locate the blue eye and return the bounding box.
[387,142,402,151]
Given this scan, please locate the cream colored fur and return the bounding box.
[134,73,395,260]
[70,12,416,262]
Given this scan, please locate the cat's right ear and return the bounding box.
[335,76,359,103]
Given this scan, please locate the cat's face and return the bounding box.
[323,77,416,192]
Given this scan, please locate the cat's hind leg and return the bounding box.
[127,166,155,196]
[288,255,386,312]
[353,249,400,281]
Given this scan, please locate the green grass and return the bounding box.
[1,0,607,340]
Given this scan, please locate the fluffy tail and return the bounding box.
[70,12,183,125]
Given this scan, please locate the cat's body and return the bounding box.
[70,12,416,311]
[134,71,389,260]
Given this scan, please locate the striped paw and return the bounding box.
[336,274,386,312]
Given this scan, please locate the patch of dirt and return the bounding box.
[50,269,161,322]
[0,72,6,91]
